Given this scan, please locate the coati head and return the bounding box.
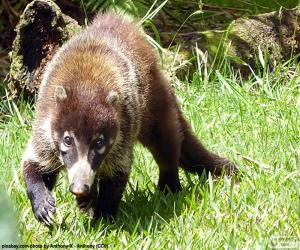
[52,85,120,197]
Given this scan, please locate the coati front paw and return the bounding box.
[31,190,56,226]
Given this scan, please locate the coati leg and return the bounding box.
[93,171,129,220]
[142,112,182,193]
[140,82,182,192]
[23,160,58,226]
[178,111,238,176]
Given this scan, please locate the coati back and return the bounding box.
[22,12,237,225]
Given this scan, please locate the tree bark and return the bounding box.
[7,0,81,98]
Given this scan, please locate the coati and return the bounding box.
[21,12,237,225]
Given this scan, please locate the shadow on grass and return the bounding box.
[88,172,209,235]
[45,171,235,236]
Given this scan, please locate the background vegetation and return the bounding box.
[0,0,299,248]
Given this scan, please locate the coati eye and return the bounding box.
[64,136,73,146]
[95,137,104,148]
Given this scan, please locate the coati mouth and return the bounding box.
[69,182,90,197]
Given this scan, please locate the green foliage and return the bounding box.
[0,59,299,248]
[73,0,300,33]
[73,0,145,16]
[203,0,298,12]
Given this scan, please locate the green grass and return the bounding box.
[0,59,299,248]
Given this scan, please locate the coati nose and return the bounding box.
[69,183,90,196]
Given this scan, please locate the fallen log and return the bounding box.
[7,0,81,98]
[195,8,300,75]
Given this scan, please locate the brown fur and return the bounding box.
[22,12,237,225]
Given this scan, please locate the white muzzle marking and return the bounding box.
[67,159,95,188]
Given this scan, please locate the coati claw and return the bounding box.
[48,210,54,220]
[47,196,55,206]
[32,191,56,225]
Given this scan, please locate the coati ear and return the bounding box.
[106,91,119,106]
[54,86,67,102]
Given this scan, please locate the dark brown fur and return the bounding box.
[22,12,237,225]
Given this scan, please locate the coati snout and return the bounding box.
[69,183,90,196]
[67,158,95,197]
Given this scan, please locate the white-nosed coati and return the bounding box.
[21,12,238,225]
